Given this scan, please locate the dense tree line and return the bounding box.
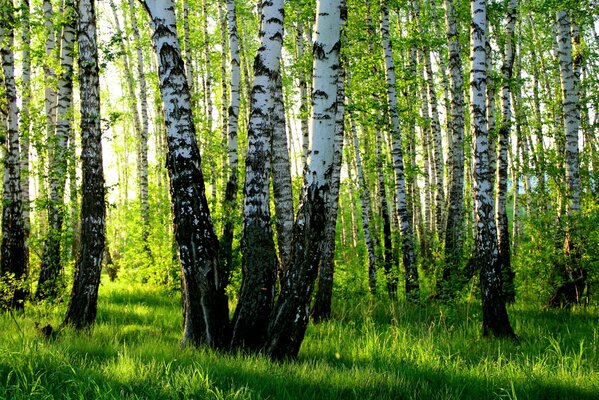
[0,0,597,360]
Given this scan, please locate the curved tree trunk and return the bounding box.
[63,0,105,329]
[141,0,229,348]
[229,0,284,351]
[266,0,344,359]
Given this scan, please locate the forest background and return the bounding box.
[0,0,598,398]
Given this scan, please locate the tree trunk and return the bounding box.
[266,0,344,359]
[382,0,419,300]
[496,0,517,304]
[349,113,378,294]
[438,0,465,299]
[0,0,27,311]
[19,0,31,274]
[63,0,105,329]
[140,0,229,348]
[220,0,241,288]
[271,73,294,272]
[550,10,584,308]
[312,65,345,322]
[36,0,77,301]
[230,0,284,351]
[469,0,515,339]
[128,0,151,253]
[296,22,310,167]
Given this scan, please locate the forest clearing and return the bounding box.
[0,0,598,397]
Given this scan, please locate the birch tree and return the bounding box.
[230,0,284,351]
[140,0,229,348]
[36,0,77,300]
[381,0,419,299]
[550,9,585,307]
[266,0,344,359]
[469,0,515,338]
[439,0,466,298]
[63,0,105,329]
[220,0,241,287]
[0,0,27,311]
[128,0,151,252]
[496,0,517,303]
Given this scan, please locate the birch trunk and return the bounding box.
[382,0,419,300]
[266,0,343,359]
[128,0,151,251]
[19,0,31,273]
[271,73,294,272]
[439,0,465,298]
[63,0,105,329]
[470,0,515,338]
[230,0,283,351]
[36,0,76,300]
[550,10,584,307]
[349,113,378,294]
[220,0,241,287]
[312,65,345,322]
[496,0,517,304]
[0,0,27,311]
[141,0,229,348]
[183,0,194,93]
[296,22,309,166]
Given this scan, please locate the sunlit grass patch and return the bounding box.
[0,280,598,399]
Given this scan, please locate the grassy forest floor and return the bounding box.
[1,279,598,400]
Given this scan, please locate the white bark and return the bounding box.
[141,0,228,348]
[266,0,343,359]
[231,0,284,350]
[440,0,466,296]
[382,0,419,298]
[470,0,514,337]
[349,113,377,293]
[128,0,151,245]
[64,0,105,328]
[556,10,581,216]
[1,0,27,310]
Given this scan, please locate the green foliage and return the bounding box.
[1,280,598,399]
[514,199,599,306]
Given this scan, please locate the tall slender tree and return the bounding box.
[550,9,584,307]
[127,0,151,253]
[140,0,229,348]
[0,0,27,311]
[381,0,419,300]
[230,0,284,351]
[266,0,344,359]
[438,0,466,298]
[469,0,515,338]
[496,0,517,303]
[36,0,77,300]
[63,0,105,329]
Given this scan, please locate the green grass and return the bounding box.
[1,280,598,399]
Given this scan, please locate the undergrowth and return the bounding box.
[0,280,597,399]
